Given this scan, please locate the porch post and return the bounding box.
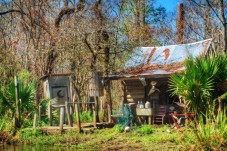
[108,80,112,123]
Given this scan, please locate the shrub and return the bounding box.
[80,111,93,123]
[38,98,50,126]
[114,124,124,133]
[169,54,227,114]
[19,128,43,139]
[0,118,6,133]
[137,125,153,135]
[0,70,36,119]
[73,111,93,123]
[22,118,33,128]
[0,117,14,133]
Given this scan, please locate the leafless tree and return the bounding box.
[184,0,227,53]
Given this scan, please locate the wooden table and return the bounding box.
[136,108,153,124]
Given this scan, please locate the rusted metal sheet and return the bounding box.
[108,39,212,79]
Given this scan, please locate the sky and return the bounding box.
[155,0,183,12]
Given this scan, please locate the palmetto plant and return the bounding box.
[169,54,227,114]
[0,72,36,119]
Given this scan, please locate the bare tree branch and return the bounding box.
[54,7,75,28]
[205,0,224,25]
[0,9,25,15]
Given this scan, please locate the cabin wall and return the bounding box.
[124,79,145,103]
[123,77,170,105]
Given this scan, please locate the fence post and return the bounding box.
[59,107,65,132]
[65,101,73,127]
[48,102,52,126]
[14,76,21,128]
[75,103,81,132]
[93,103,97,128]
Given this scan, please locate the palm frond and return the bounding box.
[169,54,227,114]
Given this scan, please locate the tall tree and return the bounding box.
[184,0,227,53]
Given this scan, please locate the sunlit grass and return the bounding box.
[14,125,197,150]
[4,119,226,150]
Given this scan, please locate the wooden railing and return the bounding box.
[48,101,97,132]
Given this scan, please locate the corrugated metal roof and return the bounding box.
[108,39,212,79]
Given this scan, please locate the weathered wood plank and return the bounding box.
[126,94,144,98]
[126,88,144,90]
[126,90,144,93]
[127,96,144,100]
[127,99,145,103]
[125,84,143,87]
[125,81,143,85]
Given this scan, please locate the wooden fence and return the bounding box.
[48,101,97,132]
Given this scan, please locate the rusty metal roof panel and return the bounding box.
[125,39,212,68]
[107,39,212,80]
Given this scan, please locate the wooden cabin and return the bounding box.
[107,39,212,124]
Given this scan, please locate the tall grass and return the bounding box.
[194,111,227,150]
[0,118,6,133]
[0,117,14,132]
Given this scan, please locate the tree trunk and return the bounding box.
[177,3,184,44]
[219,0,227,53]
[134,0,140,44]
[141,0,145,43]
[103,46,111,122]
